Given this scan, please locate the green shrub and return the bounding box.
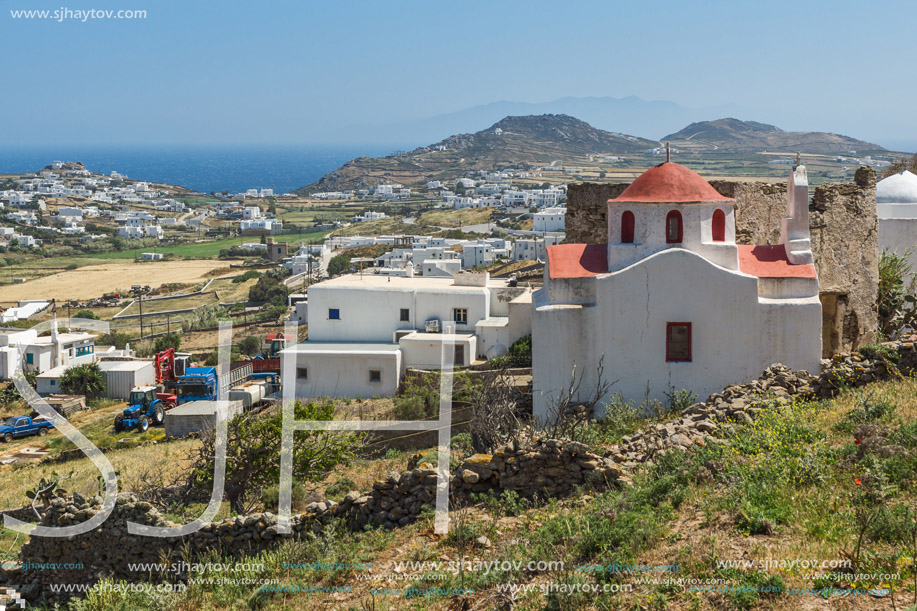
[833,391,897,433]
[325,478,358,501]
[488,334,532,369]
[232,269,261,283]
[393,395,430,420]
[74,309,99,320]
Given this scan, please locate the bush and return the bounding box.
[327,253,352,277]
[248,275,289,306]
[98,331,132,349]
[877,250,917,338]
[488,334,531,368]
[74,309,98,320]
[60,363,106,398]
[153,333,181,353]
[325,477,358,501]
[232,269,261,283]
[238,335,262,356]
[393,395,431,420]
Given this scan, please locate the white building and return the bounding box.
[877,170,917,271]
[533,207,566,233]
[240,218,281,233]
[462,242,494,268]
[0,316,97,380]
[118,223,163,239]
[281,272,533,398]
[352,211,387,222]
[512,235,561,262]
[141,252,164,261]
[242,206,262,220]
[532,162,821,421]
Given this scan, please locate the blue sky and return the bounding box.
[2,0,914,149]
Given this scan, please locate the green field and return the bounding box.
[85,230,329,260]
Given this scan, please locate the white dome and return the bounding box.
[877,170,917,204]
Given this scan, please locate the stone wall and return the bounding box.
[565,168,879,355]
[5,437,624,603]
[7,333,916,602]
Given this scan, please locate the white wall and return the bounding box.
[532,249,821,422]
[399,334,476,368]
[307,283,490,342]
[879,218,917,266]
[282,349,402,398]
[607,202,738,272]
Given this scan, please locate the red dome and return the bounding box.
[610,162,734,204]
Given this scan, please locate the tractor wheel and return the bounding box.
[114,416,124,432]
[137,417,149,433]
[2,433,11,443]
[38,427,48,436]
[152,404,165,425]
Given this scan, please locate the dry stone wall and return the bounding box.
[565,168,879,355]
[7,333,915,603]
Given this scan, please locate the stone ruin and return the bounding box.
[566,167,879,357]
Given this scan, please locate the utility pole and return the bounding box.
[138,291,143,339]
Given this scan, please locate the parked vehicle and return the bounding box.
[175,363,253,405]
[115,386,164,433]
[0,416,54,442]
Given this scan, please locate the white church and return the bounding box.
[532,161,823,421]
[877,169,917,267]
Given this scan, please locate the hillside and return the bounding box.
[663,118,886,154]
[295,114,659,194]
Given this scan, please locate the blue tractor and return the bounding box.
[114,386,165,433]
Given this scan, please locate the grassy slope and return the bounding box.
[86,230,328,260]
[18,376,915,610]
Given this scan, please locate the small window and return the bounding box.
[297,367,308,380]
[328,308,340,320]
[453,308,468,325]
[51,380,56,386]
[666,322,692,362]
[621,211,635,243]
[26,353,33,365]
[712,209,726,242]
[666,211,683,244]
[369,369,381,383]
[400,308,410,322]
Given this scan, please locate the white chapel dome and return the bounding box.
[877,170,917,204]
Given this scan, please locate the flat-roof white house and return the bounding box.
[281,272,533,399]
[533,207,566,233]
[532,162,821,422]
[0,315,97,381]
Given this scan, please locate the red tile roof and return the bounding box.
[737,244,817,279]
[546,244,607,279]
[610,162,734,204]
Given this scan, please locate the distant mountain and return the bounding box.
[296,114,659,193]
[662,118,886,154]
[343,96,744,145]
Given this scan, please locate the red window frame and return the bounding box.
[712,209,726,242]
[621,210,635,243]
[665,210,683,244]
[666,322,692,362]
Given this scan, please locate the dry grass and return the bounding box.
[0,260,243,301]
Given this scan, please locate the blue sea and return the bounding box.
[0,145,402,194]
